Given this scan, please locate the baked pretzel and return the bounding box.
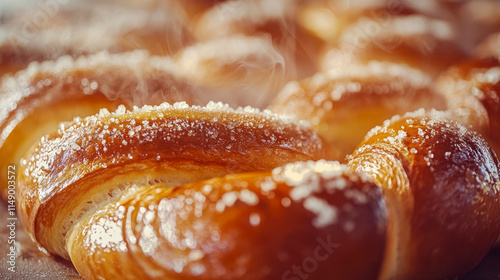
[14,102,397,280]
[436,54,500,158]
[348,110,500,280]
[15,105,500,280]
[269,61,445,160]
[293,0,466,74]
[67,160,387,280]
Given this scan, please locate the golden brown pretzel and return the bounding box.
[348,110,500,280]
[16,104,500,280]
[3,1,500,279]
[17,102,324,258]
[436,55,500,157]
[269,62,446,160]
[16,102,390,280]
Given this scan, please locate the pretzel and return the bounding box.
[436,53,500,157]
[269,61,445,160]
[348,110,500,279]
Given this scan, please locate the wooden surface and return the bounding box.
[0,199,499,280]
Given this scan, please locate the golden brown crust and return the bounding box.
[0,51,195,199]
[68,161,387,280]
[17,102,324,259]
[269,62,446,161]
[348,110,500,280]
[436,56,500,157]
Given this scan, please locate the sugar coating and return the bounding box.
[358,108,500,195]
[21,101,320,202]
[385,15,454,40]
[249,213,261,227]
[475,67,500,85]
[364,109,455,141]
[215,188,260,213]
[97,101,307,127]
[322,61,432,92]
[178,35,284,68]
[271,160,374,228]
[303,196,338,228]
[1,50,176,91]
[274,61,434,119]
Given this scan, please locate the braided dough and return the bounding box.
[17,102,323,259]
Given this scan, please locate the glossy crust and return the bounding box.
[0,51,195,199]
[0,2,193,76]
[348,110,500,280]
[436,56,500,157]
[17,102,324,260]
[269,62,446,161]
[68,160,387,280]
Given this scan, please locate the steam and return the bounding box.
[192,0,316,78]
[175,34,287,109]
